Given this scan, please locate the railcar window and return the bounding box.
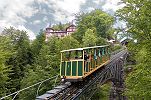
[107,47,109,54]
[75,50,78,59]
[96,48,99,57]
[61,46,110,61]
[65,51,71,60]
[98,48,101,57]
[88,49,92,60]
[101,48,104,55]
[84,51,88,61]
[75,50,83,59]
[99,48,102,56]
[104,47,106,55]
[62,50,84,61]
[103,48,105,55]
[94,49,97,60]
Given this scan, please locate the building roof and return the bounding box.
[52,31,67,33]
[120,37,132,43]
[46,27,54,30]
[66,24,76,31]
[46,24,76,33]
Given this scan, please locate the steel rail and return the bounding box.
[71,50,127,100]
[54,85,75,100]
[35,48,127,100]
[52,50,127,100]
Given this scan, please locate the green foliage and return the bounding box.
[31,29,45,59]
[19,65,56,100]
[82,28,108,47]
[96,37,108,46]
[111,45,122,52]
[116,0,151,41]
[124,41,151,99]
[19,35,80,99]
[0,36,13,97]
[92,84,110,100]
[73,9,114,42]
[0,9,114,99]
[1,27,33,96]
[52,22,70,31]
[82,29,97,47]
[36,36,60,69]
[57,36,80,50]
[18,35,60,99]
[117,0,151,99]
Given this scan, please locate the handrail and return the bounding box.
[0,75,59,100]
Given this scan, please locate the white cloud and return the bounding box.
[0,20,13,32]
[46,0,86,22]
[43,16,48,22]
[0,0,38,25]
[0,21,36,40]
[57,0,85,14]
[0,0,125,40]
[87,7,95,12]
[102,0,125,12]
[93,0,100,4]
[0,0,38,39]
[33,20,41,25]
[17,25,36,40]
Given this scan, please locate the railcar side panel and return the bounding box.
[72,61,77,76]
[61,62,65,76]
[66,62,71,76]
[78,61,83,76]
[60,45,111,81]
[85,62,89,72]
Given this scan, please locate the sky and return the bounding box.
[0,0,125,40]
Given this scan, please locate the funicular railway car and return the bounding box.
[60,45,111,82]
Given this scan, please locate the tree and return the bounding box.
[125,42,151,99]
[2,27,32,93]
[82,29,97,47]
[116,0,151,99]
[73,9,114,42]
[19,65,56,100]
[92,84,111,100]
[52,23,70,31]
[0,36,13,97]
[19,35,80,99]
[96,37,108,46]
[31,29,45,63]
[57,36,80,51]
[19,36,59,100]
[116,0,151,41]
[35,36,60,70]
[58,22,64,30]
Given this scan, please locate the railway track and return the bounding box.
[36,49,127,100]
[72,50,127,100]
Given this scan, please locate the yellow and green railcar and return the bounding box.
[60,45,111,82]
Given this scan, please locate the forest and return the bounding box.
[0,0,151,99]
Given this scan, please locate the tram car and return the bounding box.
[60,45,111,82]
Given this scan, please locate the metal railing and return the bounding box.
[0,75,59,100]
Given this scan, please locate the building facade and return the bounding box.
[45,24,76,41]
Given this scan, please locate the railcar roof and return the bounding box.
[60,45,109,52]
